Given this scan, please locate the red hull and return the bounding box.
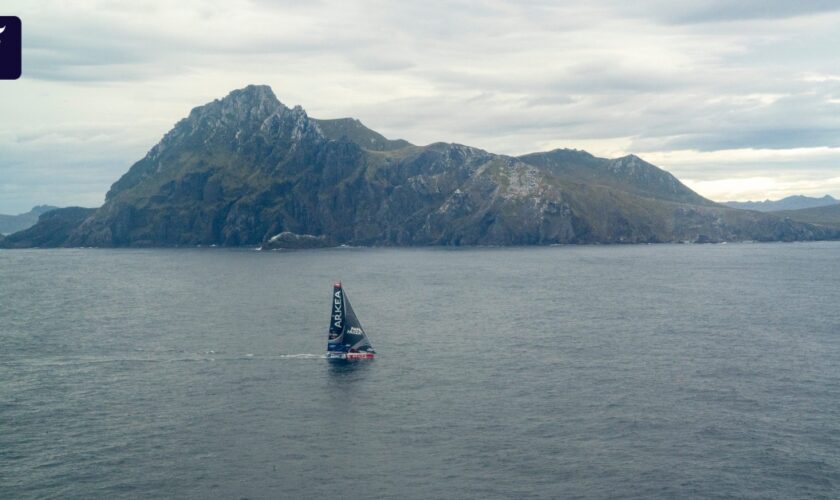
[327,352,375,361]
[345,352,375,360]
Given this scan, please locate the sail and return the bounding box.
[326,283,374,353]
[343,291,373,351]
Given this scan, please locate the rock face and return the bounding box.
[4,84,839,248]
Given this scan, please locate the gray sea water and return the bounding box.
[2,243,840,499]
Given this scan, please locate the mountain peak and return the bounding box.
[221,84,279,105]
[612,153,644,166]
[609,154,665,176]
[159,84,292,149]
[188,84,284,124]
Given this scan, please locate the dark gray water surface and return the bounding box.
[2,243,840,499]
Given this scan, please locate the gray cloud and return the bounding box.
[3,0,840,212]
[597,0,840,24]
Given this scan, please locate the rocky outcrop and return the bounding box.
[0,205,60,235]
[4,84,838,249]
[0,207,95,248]
[259,232,330,250]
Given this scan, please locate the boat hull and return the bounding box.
[326,352,375,361]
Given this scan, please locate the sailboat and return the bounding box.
[326,282,375,361]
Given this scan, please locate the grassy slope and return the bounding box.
[518,149,713,207]
[770,204,840,228]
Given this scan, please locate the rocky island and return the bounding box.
[3,85,839,249]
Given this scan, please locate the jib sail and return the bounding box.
[327,283,374,353]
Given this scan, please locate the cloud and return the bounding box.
[2,0,840,212]
[600,0,840,24]
[685,176,840,202]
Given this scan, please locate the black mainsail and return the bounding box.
[327,282,374,356]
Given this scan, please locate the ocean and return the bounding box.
[2,243,839,499]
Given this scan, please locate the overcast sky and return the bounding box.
[2,0,840,213]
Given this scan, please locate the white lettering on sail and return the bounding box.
[333,290,343,329]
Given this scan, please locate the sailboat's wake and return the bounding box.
[4,352,326,367]
[176,352,326,362]
[254,353,325,360]
[189,350,326,361]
